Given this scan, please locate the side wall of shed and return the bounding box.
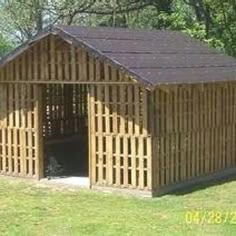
[151,83,236,195]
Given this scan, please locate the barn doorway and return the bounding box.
[42,84,89,179]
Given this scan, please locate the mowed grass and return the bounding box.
[0,177,236,236]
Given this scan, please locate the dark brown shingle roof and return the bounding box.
[1,25,236,87]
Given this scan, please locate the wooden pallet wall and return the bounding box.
[88,83,152,190]
[152,83,236,191]
[43,84,87,139]
[0,35,134,84]
[0,34,153,190]
[0,84,43,178]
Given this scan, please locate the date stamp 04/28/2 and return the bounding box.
[185,211,236,225]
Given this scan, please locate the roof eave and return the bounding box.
[0,26,54,68]
[0,26,154,90]
[52,26,154,89]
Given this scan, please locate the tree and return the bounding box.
[0,0,153,42]
[0,33,13,57]
[0,0,48,42]
[0,0,235,57]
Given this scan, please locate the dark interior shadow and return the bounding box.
[44,138,88,179]
[42,84,89,179]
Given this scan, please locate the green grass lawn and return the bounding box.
[0,177,236,236]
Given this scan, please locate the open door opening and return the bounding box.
[42,84,89,180]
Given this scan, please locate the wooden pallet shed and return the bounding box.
[0,25,236,196]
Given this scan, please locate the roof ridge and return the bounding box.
[0,25,236,87]
[55,24,177,33]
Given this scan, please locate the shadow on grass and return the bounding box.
[168,174,236,196]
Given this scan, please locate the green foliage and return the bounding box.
[0,0,51,42]
[209,0,236,56]
[0,34,13,57]
[0,0,235,56]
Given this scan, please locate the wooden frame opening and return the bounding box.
[42,84,89,179]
